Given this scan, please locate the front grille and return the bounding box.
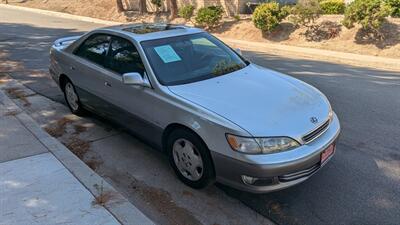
[302,120,330,143]
[278,164,320,182]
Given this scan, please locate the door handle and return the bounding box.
[70,66,75,70]
[104,81,112,87]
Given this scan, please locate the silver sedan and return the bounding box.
[49,24,340,193]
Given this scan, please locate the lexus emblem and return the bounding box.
[310,117,318,124]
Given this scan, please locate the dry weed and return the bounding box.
[74,123,88,134]
[3,110,20,116]
[44,116,73,137]
[65,136,90,159]
[4,87,31,107]
[92,181,113,206]
[86,158,103,171]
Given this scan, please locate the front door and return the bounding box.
[100,36,163,147]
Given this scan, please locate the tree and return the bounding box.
[168,0,178,19]
[139,0,147,14]
[116,0,124,12]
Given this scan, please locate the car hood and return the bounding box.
[168,64,331,138]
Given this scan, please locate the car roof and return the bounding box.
[99,23,204,42]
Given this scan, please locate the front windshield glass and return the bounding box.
[141,32,248,85]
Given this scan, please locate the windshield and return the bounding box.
[141,33,248,86]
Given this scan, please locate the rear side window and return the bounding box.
[74,34,111,66]
[105,37,145,76]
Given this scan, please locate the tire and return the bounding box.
[167,129,215,189]
[63,79,85,115]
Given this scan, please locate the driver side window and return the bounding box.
[106,37,145,76]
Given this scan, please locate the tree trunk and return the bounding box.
[116,0,124,12]
[168,0,178,19]
[139,0,147,14]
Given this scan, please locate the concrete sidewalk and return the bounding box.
[0,80,153,225]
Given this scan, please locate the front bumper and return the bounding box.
[211,114,340,193]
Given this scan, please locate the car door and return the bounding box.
[69,33,112,115]
[100,36,163,147]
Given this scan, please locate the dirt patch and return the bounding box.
[214,16,400,58]
[103,169,204,225]
[44,116,74,137]
[4,87,33,107]
[182,190,195,197]
[92,190,113,206]
[3,110,20,117]
[92,181,115,206]
[64,136,90,159]
[86,158,103,171]
[0,77,7,84]
[74,123,88,134]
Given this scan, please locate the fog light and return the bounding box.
[241,175,259,185]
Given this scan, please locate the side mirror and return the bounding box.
[235,48,243,56]
[122,72,145,86]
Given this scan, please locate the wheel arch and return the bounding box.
[59,74,70,92]
[162,123,216,178]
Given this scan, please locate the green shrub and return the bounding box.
[252,2,288,32]
[195,6,224,28]
[320,0,345,14]
[178,5,195,21]
[342,0,392,31]
[385,0,400,17]
[233,14,241,21]
[289,0,322,27]
[280,5,293,18]
[151,0,162,8]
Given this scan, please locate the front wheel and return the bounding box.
[63,80,84,115]
[167,129,215,189]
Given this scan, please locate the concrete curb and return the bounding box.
[0,4,120,25]
[0,83,154,225]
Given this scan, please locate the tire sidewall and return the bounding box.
[167,129,215,189]
[63,80,84,115]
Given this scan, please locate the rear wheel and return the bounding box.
[167,129,215,189]
[63,79,84,115]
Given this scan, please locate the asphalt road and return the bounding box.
[1,6,400,225]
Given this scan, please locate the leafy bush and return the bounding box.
[195,6,224,28]
[252,2,288,32]
[289,0,322,27]
[385,0,400,17]
[178,5,195,21]
[342,0,392,31]
[320,0,345,14]
[151,0,162,8]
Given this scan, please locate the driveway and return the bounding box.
[1,6,399,225]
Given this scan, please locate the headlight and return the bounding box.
[328,107,334,122]
[226,134,300,154]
